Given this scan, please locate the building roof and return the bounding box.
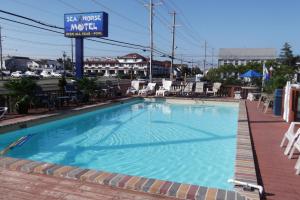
[119,53,146,60]
[219,48,277,60]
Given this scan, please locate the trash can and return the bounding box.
[273,89,283,116]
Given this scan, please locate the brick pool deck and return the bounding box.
[246,101,300,200]
[0,168,174,200]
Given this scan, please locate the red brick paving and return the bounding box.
[246,101,300,200]
[0,169,175,200]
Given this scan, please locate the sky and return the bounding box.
[0,0,300,68]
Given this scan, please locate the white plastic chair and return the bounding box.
[206,82,222,96]
[194,82,204,96]
[126,80,140,95]
[288,136,300,174]
[0,107,8,120]
[138,83,156,96]
[182,82,194,96]
[280,122,300,156]
[156,81,172,96]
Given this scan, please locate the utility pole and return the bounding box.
[0,26,3,80]
[211,48,214,69]
[203,40,207,73]
[146,0,161,83]
[149,0,154,83]
[170,11,176,81]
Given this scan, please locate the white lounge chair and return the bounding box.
[289,136,300,174]
[206,82,222,96]
[280,122,300,156]
[126,80,140,95]
[156,80,172,96]
[138,83,156,96]
[194,82,204,96]
[182,82,194,96]
[0,107,7,120]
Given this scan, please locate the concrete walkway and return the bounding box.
[246,101,300,200]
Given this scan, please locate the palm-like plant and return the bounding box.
[77,77,97,102]
[4,78,39,114]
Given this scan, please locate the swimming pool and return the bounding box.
[0,99,238,190]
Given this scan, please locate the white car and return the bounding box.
[11,71,24,78]
[24,71,39,78]
[40,70,52,78]
[51,71,62,78]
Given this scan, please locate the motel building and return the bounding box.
[84,53,170,77]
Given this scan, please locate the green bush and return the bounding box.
[77,77,97,102]
[15,95,30,114]
[264,76,288,94]
[4,78,39,114]
[58,76,67,90]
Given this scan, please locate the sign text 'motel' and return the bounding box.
[64,12,108,38]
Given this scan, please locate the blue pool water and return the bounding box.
[0,99,238,190]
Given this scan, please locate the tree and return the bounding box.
[280,42,294,66]
[57,57,73,71]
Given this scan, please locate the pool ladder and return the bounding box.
[0,135,32,156]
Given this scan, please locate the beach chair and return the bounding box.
[206,82,222,96]
[182,82,194,96]
[156,80,172,96]
[194,82,205,96]
[138,83,156,96]
[288,136,300,174]
[0,107,8,120]
[280,122,300,155]
[126,80,140,95]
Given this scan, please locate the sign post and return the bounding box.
[64,12,108,79]
[75,38,84,78]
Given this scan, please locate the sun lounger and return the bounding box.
[138,83,156,96]
[0,107,8,120]
[126,80,140,95]
[206,82,222,96]
[156,80,172,96]
[280,122,300,156]
[288,136,300,174]
[182,82,194,96]
[194,82,204,96]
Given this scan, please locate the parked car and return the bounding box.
[40,70,52,78]
[51,71,62,78]
[11,71,24,78]
[1,71,10,77]
[24,71,39,78]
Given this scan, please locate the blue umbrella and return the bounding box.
[240,70,262,78]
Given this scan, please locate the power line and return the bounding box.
[5,36,69,47]
[90,0,147,29]
[0,9,63,30]
[11,0,61,17]
[0,9,197,64]
[0,9,149,49]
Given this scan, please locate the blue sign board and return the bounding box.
[64,12,108,38]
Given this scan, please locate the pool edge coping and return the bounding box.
[0,98,260,200]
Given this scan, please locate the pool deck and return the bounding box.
[246,101,300,200]
[0,168,174,200]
